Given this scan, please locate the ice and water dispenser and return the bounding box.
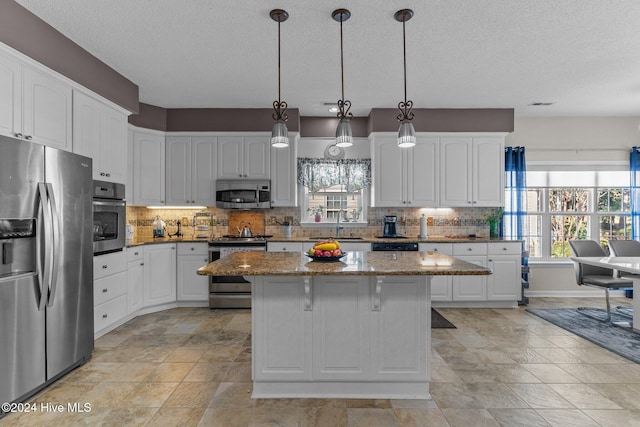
[0,219,36,278]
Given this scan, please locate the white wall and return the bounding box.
[509,116,640,296]
[507,116,640,163]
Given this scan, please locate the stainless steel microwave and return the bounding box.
[215,179,271,209]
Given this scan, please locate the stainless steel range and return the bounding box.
[208,236,269,308]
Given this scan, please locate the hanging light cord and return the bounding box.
[272,12,288,122]
[335,10,352,120]
[397,11,414,122]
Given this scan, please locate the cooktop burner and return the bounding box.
[209,235,273,244]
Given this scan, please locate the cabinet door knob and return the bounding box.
[105,173,110,177]
[100,172,106,176]
[102,314,108,319]
[102,265,108,269]
[467,248,472,251]
[14,132,23,138]
[191,247,195,251]
[503,247,507,251]
[140,262,144,266]
[102,288,108,293]
[433,248,438,252]
[25,135,32,140]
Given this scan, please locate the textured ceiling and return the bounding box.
[14,0,640,117]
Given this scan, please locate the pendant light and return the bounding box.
[270,9,289,148]
[395,9,416,148]
[332,8,353,148]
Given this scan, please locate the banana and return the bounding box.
[313,242,337,251]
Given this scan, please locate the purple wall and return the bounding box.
[0,1,139,114]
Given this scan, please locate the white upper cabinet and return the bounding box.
[440,136,504,207]
[166,135,217,206]
[270,134,297,207]
[132,128,165,206]
[218,135,270,179]
[372,135,438,207]
[0,53,21,139]
[73,90,128,183]
[0,49,72,150]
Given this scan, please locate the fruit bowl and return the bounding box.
[305,252,347,262]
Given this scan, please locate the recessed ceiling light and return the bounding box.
[528,102,555,106]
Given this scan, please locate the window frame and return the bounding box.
[520,163,629,261]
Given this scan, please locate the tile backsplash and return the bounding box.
[127,206,501,239]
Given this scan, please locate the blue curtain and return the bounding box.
[631,147,640,240]
[504,146,527,240]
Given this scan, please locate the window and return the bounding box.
[303,185,366,223]
[297,157,370,224]
[521,169,629,259]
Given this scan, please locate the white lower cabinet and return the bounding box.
[93,251,128,335]
[252,275,427,388]
[253,276,313,381]
[266,242,304,252]
[420,241,521,306]
[452,256,488,301]
[338,242,371,252]
[177,243,209,302]
[419,243,453,301]
[313,276,370,380]
[126,247,144,314]
[143,243,177,306]
[487,242,521,300]
[370,276,427,380]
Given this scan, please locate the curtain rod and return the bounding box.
[525,147,630,152]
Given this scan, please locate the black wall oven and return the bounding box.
[92,180,126,255]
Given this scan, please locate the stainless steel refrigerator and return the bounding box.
[0,135,94,412]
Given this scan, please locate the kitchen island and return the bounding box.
[197,250,491,399]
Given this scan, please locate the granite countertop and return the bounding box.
[196,251,492,277]
[267,236,519,243]
[126,236,211,247]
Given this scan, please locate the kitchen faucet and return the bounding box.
[336,209,345,237]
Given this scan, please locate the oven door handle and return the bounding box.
[93,200,126,207]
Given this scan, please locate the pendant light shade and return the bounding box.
[395,9,416,148]
[271,121,289,148]
[397,121,416,148]
[333,9,353,148]
[270,9,289,148]
[335,118,353,147]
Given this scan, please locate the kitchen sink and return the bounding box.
[308,236,364,240]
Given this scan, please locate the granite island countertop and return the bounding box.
[196,251,492,277]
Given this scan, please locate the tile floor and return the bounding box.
[2,297,640,426]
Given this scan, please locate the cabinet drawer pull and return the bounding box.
[14,132,23,138]
[102,288,108,293]
[467,248,472,251]
[303,277,312,311]
[102,314,108,319]
[25,135,32,140]
[372,277,383,311]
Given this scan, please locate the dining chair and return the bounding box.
[606,239,638,317]
[568,240,633,322]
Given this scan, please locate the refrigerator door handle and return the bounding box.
[45,183,61,307]
[36,182,51,311]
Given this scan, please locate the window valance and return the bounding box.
[297,157,371,193]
